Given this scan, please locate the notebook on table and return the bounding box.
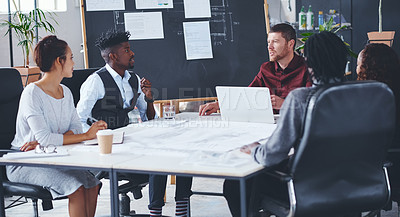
[215,86,275,124]
[84,131,125,145]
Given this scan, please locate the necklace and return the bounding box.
[46,87,63,134]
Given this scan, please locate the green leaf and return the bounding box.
[300,32,314,37]
[300,37,308,42]
[295,44,305,52]
[333,25,347,34]
[326,17,334,31]
[1,6,58,66]
[347,47,358,58]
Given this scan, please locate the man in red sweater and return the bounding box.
[199,23,311,115]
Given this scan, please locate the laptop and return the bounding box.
[215,86,275,123]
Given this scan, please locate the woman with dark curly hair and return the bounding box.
[356,43,400,145]
[357,44,400,199]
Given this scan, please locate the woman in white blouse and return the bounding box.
[7,35,107,217]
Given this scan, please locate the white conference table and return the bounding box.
[0,112,277,217]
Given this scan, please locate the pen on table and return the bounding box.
[88,116,99,123]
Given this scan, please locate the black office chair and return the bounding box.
[61,68,149,216]
[255,81,396,217]
[384,134,400,217]
[61,67,99,106]
[0,68,56,216]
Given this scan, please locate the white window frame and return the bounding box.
[0,0,67,14]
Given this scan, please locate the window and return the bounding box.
[0,0,67,13]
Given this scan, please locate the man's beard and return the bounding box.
[270,47,290,62]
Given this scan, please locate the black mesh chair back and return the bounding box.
[0,68,55,216]
[289,81,395,217]
[0,68,23,149]
[61,68,99,106]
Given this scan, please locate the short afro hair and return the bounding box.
[95,30,131,51]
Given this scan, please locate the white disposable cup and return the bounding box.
[96,130,113,155]
[163,105,175,119]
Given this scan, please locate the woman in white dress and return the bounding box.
[7,35,108,217]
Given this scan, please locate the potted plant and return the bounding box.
[1,0,57,86]
[296,17,358,58]
[367,0,395,47]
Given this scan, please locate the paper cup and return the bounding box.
[96,130,113,155]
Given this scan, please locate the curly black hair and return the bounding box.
[357,43,400,89]
[95,30,131,51]
[357,43,400,123]
[304,31,348,84]
[95,30,131,63]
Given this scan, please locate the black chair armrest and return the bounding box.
[3,181,53,199]
[0,149,20,157]
[0,149,19,153]
[263,169,292,182]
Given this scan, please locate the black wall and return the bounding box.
[352,0,400,57]
[83,0,399,99]
[84,0,267,100]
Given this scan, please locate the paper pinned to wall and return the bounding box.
[183,0,211,18]
[183,21,213,60]
[135,0,174,9]
[124,12,164,40]
[86,0,125,11]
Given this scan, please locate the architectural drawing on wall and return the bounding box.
[112,0,237,46]
[209,0,236,46]
[114,11,125,30]
[174,0,236,46]
[124,12,165,40]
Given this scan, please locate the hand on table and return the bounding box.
[20,141,39,152]
[240,142,261,155]
[85,120,108,139]
[271,95,284,110]
[199,101,219,116]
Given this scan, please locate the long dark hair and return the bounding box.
[304,31,348,84]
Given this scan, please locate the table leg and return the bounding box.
[240,178,247,217]
[0,169,5,217]
[109,169,119,217]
